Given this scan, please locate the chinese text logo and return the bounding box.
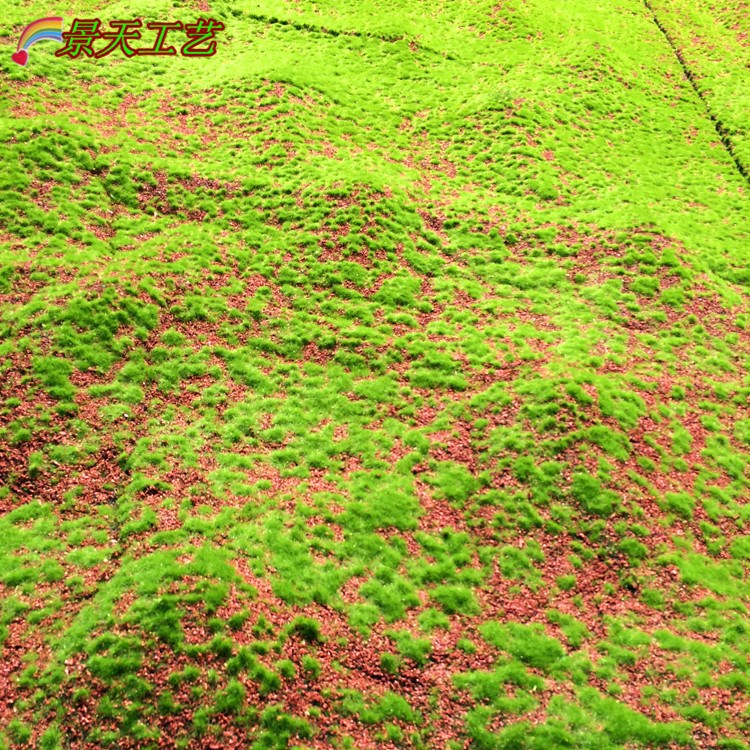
[12,16,225,66]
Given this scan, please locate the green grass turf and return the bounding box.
[2,0,750,747]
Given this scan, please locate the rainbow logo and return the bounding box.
[12,16,64,66]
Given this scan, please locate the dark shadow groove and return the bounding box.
[644,0,750,188]
[240,11,455,59]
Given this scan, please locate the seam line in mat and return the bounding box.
[644,0,750,188]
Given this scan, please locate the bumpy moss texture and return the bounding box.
[2,0,750,748]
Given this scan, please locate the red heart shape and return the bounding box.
[12,49,29,66]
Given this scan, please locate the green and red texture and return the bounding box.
[2,0,750,748]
